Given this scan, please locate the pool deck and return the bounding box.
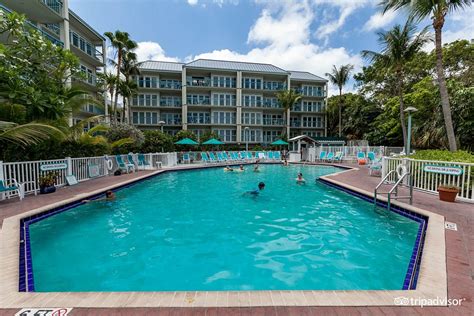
[0,162,472,315]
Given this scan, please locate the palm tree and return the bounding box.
[362,18,430,151]
[117,78,138,123]
[325,64,354,137]
[119,51,141,122]
[104,31,138,124]
[0,121,63,147]
[97,72,117,123]
[380,0,472,151]
[276,90,302,138]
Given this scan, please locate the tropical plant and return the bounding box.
[97,72,117,122]
[325,64,354,137]
[380,0,472,151]
[0,121,63,147]
[104,31,138,124]
[140,130,174,153]
[117,78,138,123]
[362,18,430,151]
[276,90,302,137]
[105,123,144,146]
[118,51,141,122]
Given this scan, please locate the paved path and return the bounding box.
[0,163,472,315]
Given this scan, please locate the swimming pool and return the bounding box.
[26,164,424,292]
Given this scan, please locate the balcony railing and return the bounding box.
[83,104,104,114]
[262,118,285,126]
[290,120,301,127]
[73,73,97,86]
[70,31,103,62]
[164,119,182,125]
[188,118,211,124]
[187,97,211,105]
[160,99,182,107]
[187,77,211,87]
[159,80,181,89]
[263,82,285,91]
[40,0,63,15]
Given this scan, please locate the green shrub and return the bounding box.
[141,130,174,153]
[408,150,474,163]
[0,103,27,124]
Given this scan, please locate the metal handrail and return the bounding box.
[374,170,413,211]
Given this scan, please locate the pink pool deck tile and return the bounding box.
[0,162,472,315]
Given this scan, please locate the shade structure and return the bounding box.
[175,138,199,145]
[271,139,289,145]
[202,138,224,145]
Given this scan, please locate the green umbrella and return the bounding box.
[202,138,224,145]
[271,139,289,145]
[175,138,199,145]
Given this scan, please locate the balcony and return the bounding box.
[159,80,181,90]
[40,0,63,15]
[187,96,211,105]
[263,82,285,91]
[188,118,211,125]
[73,73,97,87]
[82,104,104,115]
[160,99,182,107]
[164,119,182,125]
[262,118,285,126]
[290,120,301,127]
[70,31,103,64]
[187,77,211,87]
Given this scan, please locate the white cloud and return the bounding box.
[187,0,198,6]
[363,9,398,31]
[134,41,180,62]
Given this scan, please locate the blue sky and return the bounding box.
[70,0,473,94]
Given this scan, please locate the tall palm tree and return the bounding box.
[362,18,430,151]
[117,79,138,123]
[325,64,354,137]
[104,31,138,124]
[380,0,472,151]
[97,72,117,123]
[119,51,141,122]
[276,90,302,138]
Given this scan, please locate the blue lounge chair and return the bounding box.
[201,152,210,163]
[369,158,383,176]
[230,152,239,161]
[274,151,281,160]
[333,151,343,163]
[0,179,24,201]
[127,153,137,167]
[239,151,247,160]
[182,153,191,164]
[116,155,135,173]
[216,152,226,162]
[318,151,327,161]
[222,152,230,161]
[267,151,274,160]
[137,153,151,169]
[325,152,335,162]
[357,152,367,165]
[246,152,253,160]
[208,152,218,163]
[367,152,376,164]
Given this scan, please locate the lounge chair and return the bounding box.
[239,151,247,160]
[369,157,383,176]
[333,151,343,163]
[325,152,335,162]
[318,151,327,161]
[246,152,253,161]
[222,152,230,161]
[274,151,282,160]
[230,152,239,161]
[127,153,137,168]
[208,152,218,163]
[216,152,226,162]
[256,152,266,160]
[267,151,274,160]
[137,153,152,170]
[357,152,367,165]
[201,152,210,163]
[0,179,24,201]
[182,153,191,164]
[367,152,376,165]
[116,155,135,173]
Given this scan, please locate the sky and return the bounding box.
[69,0,473,95]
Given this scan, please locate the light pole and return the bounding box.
[404,107,417,155]
[244,127,249,152]
[158,121,166,152]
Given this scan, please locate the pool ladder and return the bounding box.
[374,171,413,211]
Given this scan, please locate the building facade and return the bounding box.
[131,59,327,145]
[0,0,106,127]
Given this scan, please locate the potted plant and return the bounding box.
[437,184,459,202]
[39,172,57,194]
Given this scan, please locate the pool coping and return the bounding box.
[0,163,447,308]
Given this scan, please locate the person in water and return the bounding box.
[247,182,265,195]
[296,172,306,184]
[224,165,234,172]
[239,165,245,171]
[283,158,289,166]
[83,190,115,203]
[253,163,260,172]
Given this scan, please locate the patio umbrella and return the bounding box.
[202,138,224,145]
[271,139,289,146]
[175,138,199,145]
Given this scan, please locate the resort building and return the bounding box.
[131,59,328,144]
[0,0,106,127]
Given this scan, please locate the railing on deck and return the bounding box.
[382,157,474,202]
[0,153,178,198]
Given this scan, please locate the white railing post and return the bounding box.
[66,157,72,176]
[0,161,4,183]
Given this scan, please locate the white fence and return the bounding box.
[308,146,404,162]
[0,153,177,197]
[382,157,474,202]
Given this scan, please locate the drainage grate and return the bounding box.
[445,221,458,231]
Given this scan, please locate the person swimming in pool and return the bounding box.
[238,164,245,171]
[83,190,115,203]
[224,165,234,172]
[253,163,260,172]
[246,182,265,195]
[296,172,306,184]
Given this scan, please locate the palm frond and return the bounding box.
[111,137,134,148]
[0,121,64,147]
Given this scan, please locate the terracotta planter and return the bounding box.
[358,159,366,166]
[437,187,458,202]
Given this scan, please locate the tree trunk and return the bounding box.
[338,87,342,137]
[396,73,407,152]
[113,50,122,125]
[434,24,457,151]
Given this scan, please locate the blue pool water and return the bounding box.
[29,165,420,292]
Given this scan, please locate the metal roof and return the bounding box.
[139,61,184,72]
[185,59,289,74]
[290,71,327,82]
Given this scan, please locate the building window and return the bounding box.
[187,112,211,124]
[212,111,236,124]
[242,78,262,89]
[263,130,281,143]
[212,76,236,88]
[214,129,236,142]
[242,95,263,107]
[242,112,262,125]
[262,114,284,126]
[187,94,210,105]
[161,113,182,125]
[241,129,262,142]
[132,111,159,125]
[302,116,323,128]
[212,93,236,106]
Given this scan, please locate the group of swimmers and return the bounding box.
[224,163,261,173]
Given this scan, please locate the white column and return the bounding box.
[181,68,187,130]
[236,71,242,143]
[61,0,73,126]
[324,82,328,137]
[286,74,291,137]
[66,157,72,176]
[102,40,109,124]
